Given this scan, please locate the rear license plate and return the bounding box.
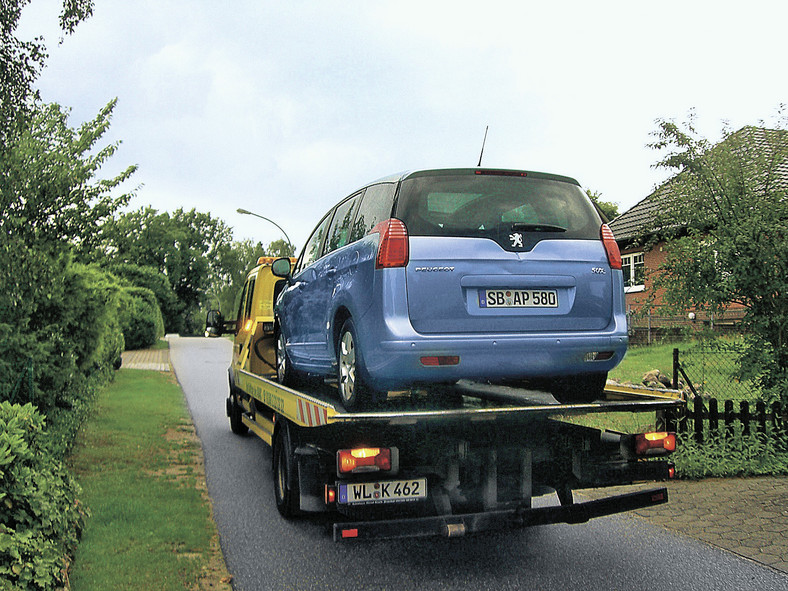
[339,479,427,506]
[479,289,558,308]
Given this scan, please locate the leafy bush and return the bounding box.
[117,286,165,350]
[0,261,123,416]
[674,429,788,479]
[106,263,178,335]
[0,402,87,590]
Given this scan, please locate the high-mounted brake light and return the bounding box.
[372,219,409,269]
[337,447,392,474]
[635,432,676,456]
[474,170,528,177]
[601,224,622,270]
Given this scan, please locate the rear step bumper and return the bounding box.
[333,487,668,542]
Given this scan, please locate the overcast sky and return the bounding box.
[18,0,788,248]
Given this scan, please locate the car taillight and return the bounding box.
[372,219,409,269]
[601,224,622,270]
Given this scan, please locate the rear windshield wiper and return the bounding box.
[510,223,567,233]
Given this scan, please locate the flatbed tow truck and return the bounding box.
[210,257,682,542]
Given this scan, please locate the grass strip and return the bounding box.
[67,369,231,590]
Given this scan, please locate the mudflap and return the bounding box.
[333,486,668,542]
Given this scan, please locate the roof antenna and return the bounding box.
[477,126,489,167]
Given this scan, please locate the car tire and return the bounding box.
[276,329,298,387]
[551,372,607,404]
[273,423,298,518]
[337,317,379,411]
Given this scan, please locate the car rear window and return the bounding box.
[394,171,602,250]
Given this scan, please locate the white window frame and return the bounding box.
[622,252,645,293]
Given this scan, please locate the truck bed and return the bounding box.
[234,369,682,431]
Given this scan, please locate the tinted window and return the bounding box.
[394,172,601,248]
[295,213,333,274]
[325,191,363,254]
[349,183,396,242]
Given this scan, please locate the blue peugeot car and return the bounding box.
[272,168,628,410]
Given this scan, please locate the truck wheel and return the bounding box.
[273,424,298,518]
[276,329,298,387]
[337,318,378,411]
[551,372,607,404]
[228,388,249,436]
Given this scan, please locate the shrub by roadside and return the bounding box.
[0,402,87,590]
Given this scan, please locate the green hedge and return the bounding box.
[118,286,165,350]
[0,402,86,590]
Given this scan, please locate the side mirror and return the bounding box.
[204,309,224,337]
[271,257,293,280]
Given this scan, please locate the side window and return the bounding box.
[235,282,248,331]
[243,278,256,321]
[235,276,255,333]
[350,183,396,242]
[325,191,364,254]
[295,213,333,275]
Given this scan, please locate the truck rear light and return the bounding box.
[600,224,622,270]
[420,356,460,366]
[635,432,676,456]
[325,485,337,505]
[337,447,392,474]
[372,219,409,269]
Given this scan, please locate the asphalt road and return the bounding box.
[170,336,788,591]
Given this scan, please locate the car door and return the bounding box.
[277,211,334,371]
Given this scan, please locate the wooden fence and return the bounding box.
[663,398,788,444]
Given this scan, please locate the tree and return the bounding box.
[586,189,619,222]
[267,238,296,258]
[101,207,235,334]
[210,239,268,316]
[0,99,135,406]
[1,0,94,144]
[646,111,788,403]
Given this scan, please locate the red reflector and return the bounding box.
[651,492,665,502]
[337,448,392,474]
[341,528,359,538]
[372,219,409,268]
[601,224,622,270]
[635,432,676,456]
[420,356,460,367]
[668,465,676,479]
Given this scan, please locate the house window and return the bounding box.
[622,252,645,293]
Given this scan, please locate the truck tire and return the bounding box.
[273,423,299,518]
[228,387,249,436]
[551,372,607,404]
[337,317,379,411]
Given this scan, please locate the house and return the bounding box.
[608,126,788,341]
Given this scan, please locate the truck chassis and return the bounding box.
[227,368,680,542]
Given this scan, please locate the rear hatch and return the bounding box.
[394,169,614,335]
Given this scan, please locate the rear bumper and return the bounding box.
[361,331,628,389]
[334,486,668,541]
